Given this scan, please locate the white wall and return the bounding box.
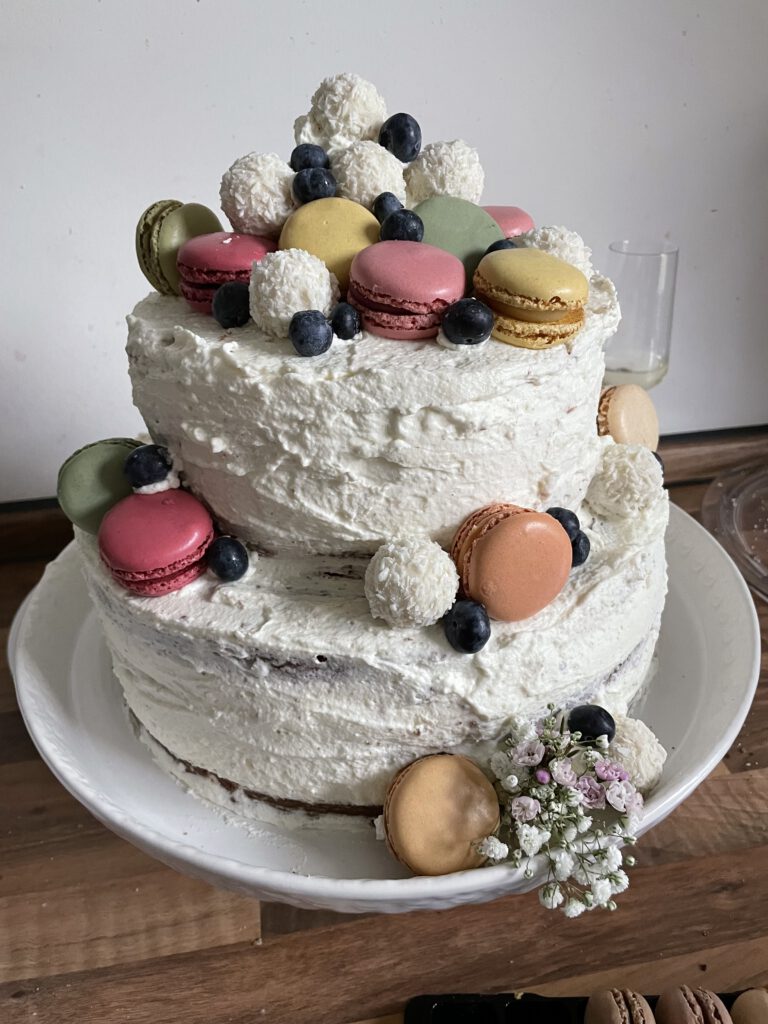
[2,0,767,501]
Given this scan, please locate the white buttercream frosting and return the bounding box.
[331,141,407,209]
[219,152,296,238]
[364,538,458,627]
[76,482,667,809]
[586,443,666,520]
[248,249,339,338]
[127,269,618,556]
[405,140,484,205]
[435,328,490,351]
[610,714,667,793]
[516,225,594,278]
[293,73,387,155]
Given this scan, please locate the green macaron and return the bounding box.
[413,195,504,289]
[57,438,141,535]
[135,200,222,295]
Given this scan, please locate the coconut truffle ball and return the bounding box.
[611,714,667,793]
[293,73,387,155]
[516,226,594,278]
[220,152,295,238]
[405,140,485,205]
[249,249,339,338]
[365,537,459,628]
[587,443,665,519]
[332,141,407,210]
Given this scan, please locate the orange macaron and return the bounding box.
[451,503,572,622]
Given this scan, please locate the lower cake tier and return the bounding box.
[76,501,668,815]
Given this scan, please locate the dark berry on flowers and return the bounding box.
[330,302,361,340]
[124,444,172,488]
[484,238,518,256]
[373,191,404,224]
[380,209,424,242]
[292,167,337,204]
[289,310,333,357]
[378,112,422,163]
[289,143,330,172]
[207,536,249,581]
[441,298,494,346]
[212,281,250,328]
[571,530,591,567]
[545,507,580,541]
[442,599,491,654]
[568,704,616,743]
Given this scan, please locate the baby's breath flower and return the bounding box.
[540,882,564,910]
[517,823,550,857]
[476,835,509,861]
[591,876,613,906]
[608,870,630,895]
[563,898,587,918]
[500,773,520,793]
[550,848,575,881]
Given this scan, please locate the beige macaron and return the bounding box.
[451,502,573,622]
[597,384,660,450]
[656,986,733,1024]
[731,989,768,1024]
[586,989,656,1024]
[383,754,500,876]
[473,247,589,349]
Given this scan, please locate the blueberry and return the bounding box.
[545,507,581,541]
[124,444,172,488]
[442,599,491,654]
[292,167,337,204]
[289,144,330,172]
[373,191,404,224]
[571,530,591,567]
[212,281,250,328]
[568,704,616,743]
[207,536,249,581]
[484,238,518,256]
[441,298,494,346]
[330,302,361,340]
[378,112,422,163]
[380,209,424,242]
[289,310,333,357]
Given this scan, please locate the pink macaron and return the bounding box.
[347,241,465,340]
[177,231,276,313]
[98,489,214,596]
[482,206,534,238]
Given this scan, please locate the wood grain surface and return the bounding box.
[1,429,766,1024]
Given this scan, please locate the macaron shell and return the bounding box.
[598,385,660,450]
[491,306,584,349]
[135,200,182,294]
[177,231,276,313]
[356,306,442,340]
[731,989,768,1024]
[156,203,223,295]
[656,986,734,1024]
[279,197,379,291]
[474,247,589,311]
[98,490,214,574]
[57,438,141,535]
[483,205,535,237]
[115,553,209,596]
[383,754,500,876]
[414,195,504,289]
[586,989,655,1024]
[463,509,572,621]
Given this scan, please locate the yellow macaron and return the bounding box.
[279,197,379,291]
[473,247,589,349]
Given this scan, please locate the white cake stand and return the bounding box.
[9,505,761,914]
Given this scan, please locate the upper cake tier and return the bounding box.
[127,272,618,556]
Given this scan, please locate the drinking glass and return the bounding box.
[603,240,678,389]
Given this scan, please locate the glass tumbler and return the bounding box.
[603,240,678,389]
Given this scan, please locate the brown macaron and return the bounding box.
[473,247,589,349]
[451,503,572,622]
[586,989,656,1024]
[597,384,660,450]
[383,754,500,876]
[656,986,733,1024]
[731,989,768,1024]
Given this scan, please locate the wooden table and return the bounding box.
[1,429,766,1024]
